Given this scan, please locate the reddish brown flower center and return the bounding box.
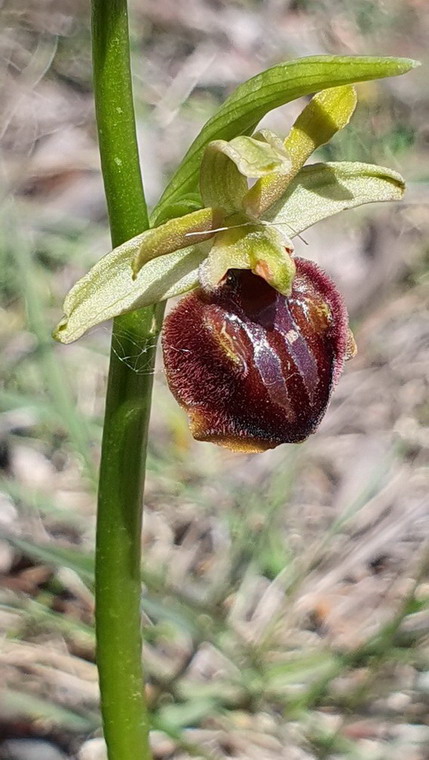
[162,258,353,452]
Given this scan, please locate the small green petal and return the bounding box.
[199,220,295,296]
[244,85,357,217]
[219,133,291,177]
[261,161,405,235]
[200,141,248,214]
[253,129,292,159]
[200,134,291,213]
[132,207,222,277]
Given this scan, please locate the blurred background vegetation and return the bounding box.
[0,1,428,758]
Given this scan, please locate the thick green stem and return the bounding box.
[91,1,155,758]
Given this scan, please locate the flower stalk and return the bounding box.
[91,0,154,757]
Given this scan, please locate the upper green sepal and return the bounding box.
[208,133,291,178]
[153,55,418,223]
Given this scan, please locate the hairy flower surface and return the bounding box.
[162,258,355,452]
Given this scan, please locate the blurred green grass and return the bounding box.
[1,1,429,758]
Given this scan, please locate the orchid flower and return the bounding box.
[54,56,414,450]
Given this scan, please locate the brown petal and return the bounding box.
[162,258,353,452]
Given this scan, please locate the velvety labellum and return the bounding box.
[162,258,354,452]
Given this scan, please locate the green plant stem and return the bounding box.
[91,1,156,758]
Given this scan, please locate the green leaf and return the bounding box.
[153,55,418,222]
[131,207,222,276]
[53,242,210,344]
[152,194,203,226]
[200,133,291,213]
[261,161,405,235]
[199,218,295,295]
[244,85,357,217]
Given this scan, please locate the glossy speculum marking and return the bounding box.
[162,258,353,452]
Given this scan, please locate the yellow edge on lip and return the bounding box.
[188,408,277,453]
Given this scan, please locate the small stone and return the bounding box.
[355,738,384,759]
[0,740,68,760]
[78,739,106,760]
[311,711,342,733]
[151,731,176,757]
[416,671,429,694]
[386,691,412,712]
[0,540,14,573]
[0,492,17,525]
[392,723,429,745]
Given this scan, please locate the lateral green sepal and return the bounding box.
[53,241,212,344]
[261,161,406,235]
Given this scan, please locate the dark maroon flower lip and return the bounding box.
[162,258,355,452]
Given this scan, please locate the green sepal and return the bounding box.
[199,218,295,296]
[244,85,357,217]
[261,161,406,236]
[154,55,418,222]
[132,206,223,277]
[53,242,211,344]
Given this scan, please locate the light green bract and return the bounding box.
[54,55,417,344]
